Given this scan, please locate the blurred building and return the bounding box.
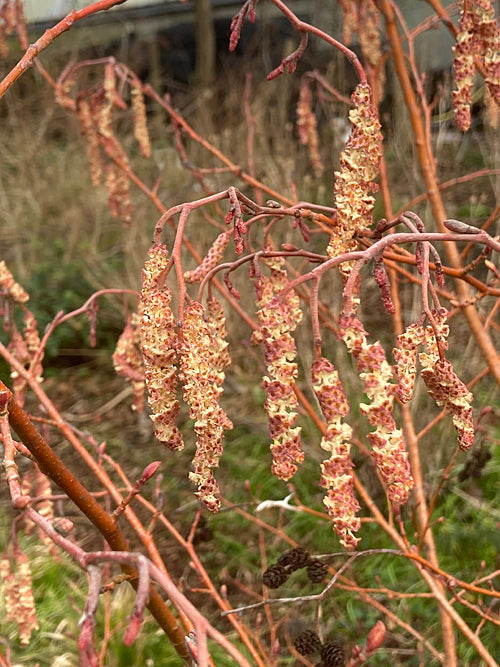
[22,1,457,86]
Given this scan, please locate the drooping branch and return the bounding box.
[0,0,128,99]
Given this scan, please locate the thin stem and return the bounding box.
[0,0,127,99]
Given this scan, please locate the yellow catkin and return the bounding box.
[328,83,382,276]
[76,98,103,187]
[178,300,233,512]
[255,256,304,480]
[419,310,474,450]
[393,322,426,404]
[139,244,183,451]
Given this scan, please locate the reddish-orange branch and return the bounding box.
[0,0,127,100]
[377,0,500,388]
[143,84,295,206]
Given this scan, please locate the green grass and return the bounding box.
[1,402,499,665]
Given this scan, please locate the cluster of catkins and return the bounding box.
[394,309,474,450]
[114,237,475,547]
[112,83,475,543]
[131,243,233,512]
[55,61,151,227]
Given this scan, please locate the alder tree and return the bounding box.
[1,1,499,665]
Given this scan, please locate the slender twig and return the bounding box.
[0,0,128,99]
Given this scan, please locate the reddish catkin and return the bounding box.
[422,359,475,450]
[20,309,44,401]
[7,329,29,402]
[296,79,325,176]
[357,0,383,71]
[177,300,233,512]
[0,0,25,57]
[338,0,385,98]
[312,356,361,550]
[338,0,356,45]
[328,83,383,269]
[340,313,413,507]
[373,259,395,314]
[113,318,146,413]
[139,244,183,451]
[184,230,232,283]
[4,306,42,404]
[104,163,133,226]
[254,256,304,480]
[87,72,133,225]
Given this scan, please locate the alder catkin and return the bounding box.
[328,83,382,268]
[312,356,360,550]
[254,256,304,480]
[393,322,425,404]
[131,83,151,158]
[184,230,232,284]
[419,312,474,451]
[0,260,29,303]
[452,3,476,131]
[296,79,324,176]
[177,300,233,511]
[139,244,183,451]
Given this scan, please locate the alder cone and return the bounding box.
[307,559,327,583]
[262,563,289,589]
[293,629,322,655]
[320,640,345,666]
